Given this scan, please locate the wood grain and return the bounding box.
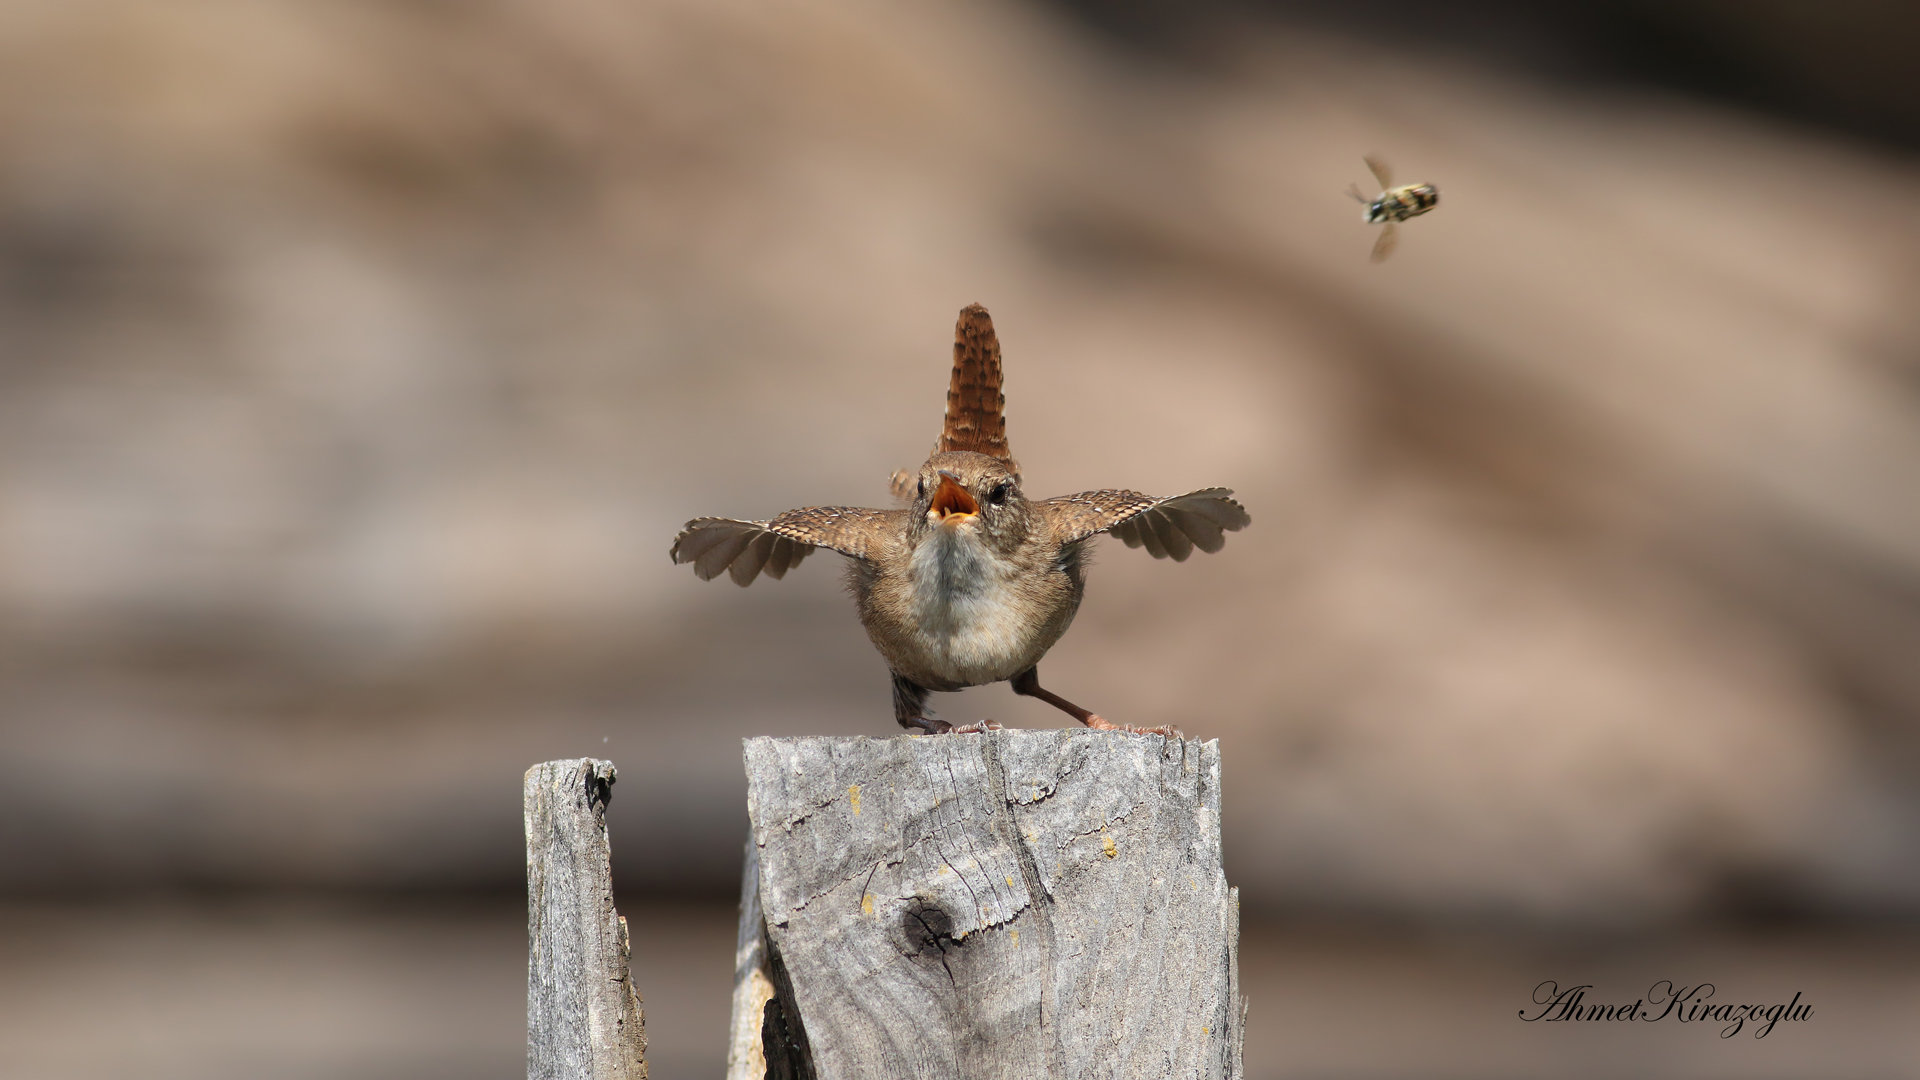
[526,759,647,1080]
[734,730,1243,1078]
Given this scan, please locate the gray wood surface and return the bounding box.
[526,759,647,1080]
[726,839,777,1080]
[734,731,1243,1079]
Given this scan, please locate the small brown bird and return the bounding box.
[670,305,1250,735]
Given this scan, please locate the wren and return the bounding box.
[671,304,1249,735]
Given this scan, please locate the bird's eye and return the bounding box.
[917,478,926,498]
[989,481,1012,505]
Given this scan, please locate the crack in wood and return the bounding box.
[736,731,1243,1078]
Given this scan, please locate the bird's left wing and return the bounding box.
[671,506,899,586]
[1041,488,1251,561]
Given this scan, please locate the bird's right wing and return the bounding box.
[670,506,898,586]
[1041,488,1251,562]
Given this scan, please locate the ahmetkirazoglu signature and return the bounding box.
[1520,980,1812,1038]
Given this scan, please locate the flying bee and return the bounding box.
[1347,156,1438,262]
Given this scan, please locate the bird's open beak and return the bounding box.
[929,470,978,527]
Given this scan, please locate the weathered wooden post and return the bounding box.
[526,758,648,1080]
[728,730,1245,1079]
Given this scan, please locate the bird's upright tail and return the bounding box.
[939,304,1015,467]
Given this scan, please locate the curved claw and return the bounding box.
[903,716,1002,735]
[1084,714,1183,738]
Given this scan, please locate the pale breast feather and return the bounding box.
[898,524,1057,687]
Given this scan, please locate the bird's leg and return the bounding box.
[1009,666,1099,725]
[1010,667,1181,738]
[892,673,998,735]
[892,674,941,733]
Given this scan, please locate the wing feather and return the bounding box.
[670,506,894,586]
[1041,487,1250,559]
[1162,488,1252,530]
[1128,514,1169,558]
[1162,505,1225,554]
[729,531,776,586]
[1149,509,1193,562]
[693,526,753,581]
[761,534,798,579]
[670,522,740,565]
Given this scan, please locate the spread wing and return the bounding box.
[1041,488,1251,562]
[670,506,898,586]
[1370,221,1398,263]
[1364,155,1392,189]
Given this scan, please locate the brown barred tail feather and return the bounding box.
[939,304,1012,461]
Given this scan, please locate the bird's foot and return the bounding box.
[903,717,1002,735]
[1082,714,1183,738]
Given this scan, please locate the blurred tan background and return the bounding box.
[2,0,1918,1076]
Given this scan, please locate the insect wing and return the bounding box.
[1364,155,1393,190]
[1369,222,1398,262]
